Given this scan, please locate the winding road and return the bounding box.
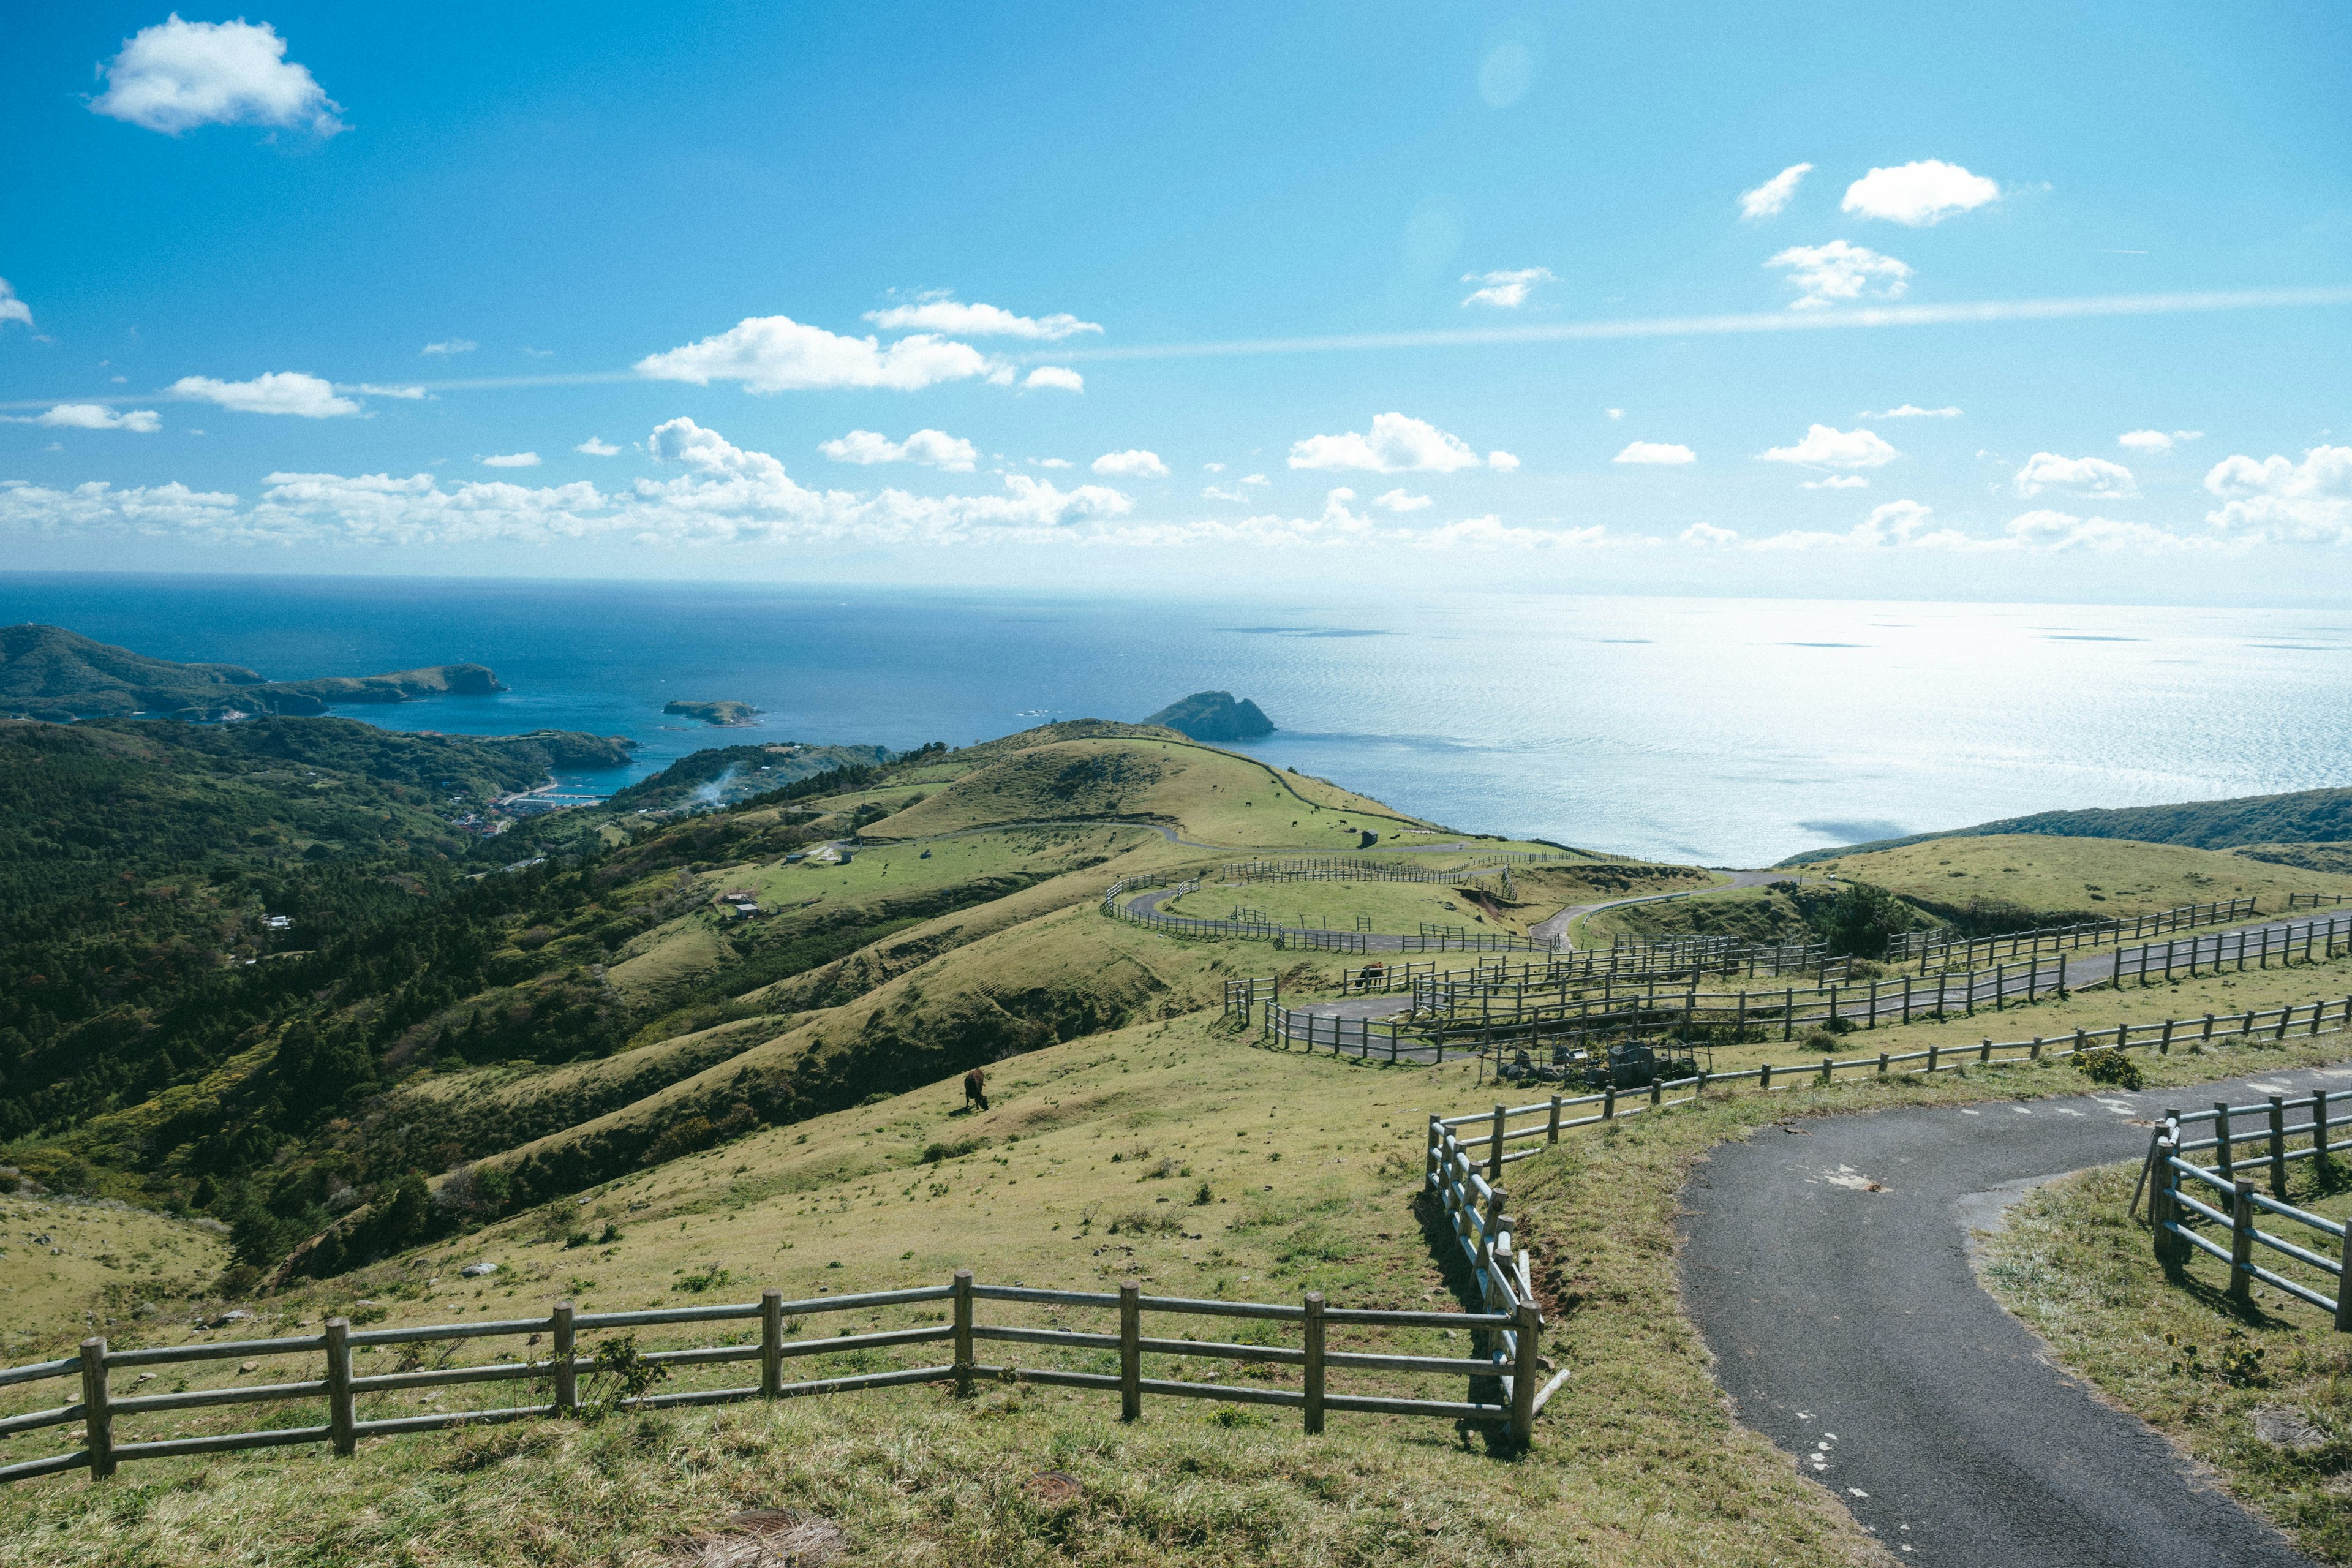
[1680,1059,2350,1567]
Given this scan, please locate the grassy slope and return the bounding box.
[1981,1167,2351,1562]
[1776,783,2352,865]
[1801,834,2347,921]
[0,1194,229,1365]
[864,736,1439,848]
[1165,863,1709,940]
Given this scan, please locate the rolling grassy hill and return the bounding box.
[1798,833,2349,922]
[1777,781,2352,864]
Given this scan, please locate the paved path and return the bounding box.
[1679,1058,2352,1567]
[1529,867,1785,952]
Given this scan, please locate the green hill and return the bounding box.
[0,623,506,720]
[1777,782,2352,865]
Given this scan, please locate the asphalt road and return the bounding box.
[1679,1058,2352,1567]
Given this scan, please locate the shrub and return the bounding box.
[2074,1048,2144,1090]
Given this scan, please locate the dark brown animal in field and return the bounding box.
[963,1068,988,1112]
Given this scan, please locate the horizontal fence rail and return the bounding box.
[2147,1093,2351,1329]
[0,1270,1551,1487]
[2288,892,2352,911]
[1101,875,1556,954]
[1889,897,2260,968]
[2115,912,2352,987]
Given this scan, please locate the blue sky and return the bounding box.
[4,2,2350,600]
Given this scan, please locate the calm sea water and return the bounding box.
[5,572,2349,867]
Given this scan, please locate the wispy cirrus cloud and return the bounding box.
[1738,162,1812,220]
[1863,404,1960,418]
[1460,268,1556,308]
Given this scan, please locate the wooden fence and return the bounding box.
[0,1268,1553,1487]
[2114,912,2352,986]
[1606,931,1836,978]
[2149,1095,2351,1330]
[2288,892,2352,911]
[1101,874,1555,954]
[1214,854,1582,886]
[1888,897,2260,968]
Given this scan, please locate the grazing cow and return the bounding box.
[963,1068,988,1112]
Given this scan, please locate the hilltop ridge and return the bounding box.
[0,623,505,722]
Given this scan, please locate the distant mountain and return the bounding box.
[1142,691,1275,742]
[0,624,505,722]
[1776,783,2352,866]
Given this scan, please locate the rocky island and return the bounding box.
[0,624,506,722]
[663,699,763,726]
[1142,690,1276,741]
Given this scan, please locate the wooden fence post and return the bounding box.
[2268,1096,2288,1198]
[2229,1180,2255,1301]
[78,1338,113,1480]
[1425,1117,1444,1186]
[1302,1292,1327,1436]
[1118,1280,1142,1422]
[552,1300,576,1415]
[1547,1096,1562,1144]
[325,1316,355,1456]
[2216,1102,2234,1178]
[1927,1044,1939,1074]
[2337,1229,2352,1334]
[945,1278,973,1401]
[1510,1299,1542,1447]
[2316,1090,2334,1182]
[761,1289,785,1398]
[2149,1138,2177,1263]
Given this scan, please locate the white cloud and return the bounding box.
[1605,407,1624,420]
[635,315,994,393]
[1023,366,1085,393]
[421,339,477,356]
[1202,486,1247,503]
[1417,516,1605,550]
[1,479,251,541]
[480,452,540,469]
[1289,413,1490,473]
[1841,160,2000,225]
[1681,522,1740,546]
[1460,268,1556,309]
[89,16,345,137]
[1801,475,1870,489]
[2119,429,2202,453]
[12,404,163,432]
[1202,462,1224,473]
[0,279,31,329]
[1486,450,1520,473]
[575,438,622,456]
[1032,457,1072,469]
[2015,452,2138,499]
[170,372,360,418]
[2005,509,2212,551]
[2203,445,2352,542]
[1747,499,1943,552]
[1738,163,1813,221]
[1767,241,1912,311]
[819,428,978,472]
[1760,424,1899,469]
[1612,441,1695,466]
[1242,473,1269,487]
[1374,489,1433,512]
[1864,404,1961,418]
[864,296,1101,341]
[350,383,426,399]
[1092,449,1169,479]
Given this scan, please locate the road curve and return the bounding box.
[1528,867,1785,951]
[1679,1059,2350,1567]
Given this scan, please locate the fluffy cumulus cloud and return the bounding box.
[1460,268,1556,308]
[2203,445,2352,542]
[480,453,540,468]
[864,296,1101,341]
[2119,428,2204,453]
[2014,452,2138,499]
[575,438,622,456]
[0,279,31,329]
[1840,160,2000,225]
[818,428,978,472]
[11,404,162,432]
[89,16,346,137]
[1738,162,1812,220]
[1486,450,1520,472]
[1760,424,1899,469]
[1767,241,1912,310]
[1023,366,1084,393]
[171,372,360,418]
[1612,441,1695,466]
[421,339,477,356]
[2004,510,2212,552]
[1091,449,1169,478]
[1374,489,1432,512]
[635,315,993,393]
[1864,404,1961,418]
[1289,413,1494,474]
[1,478,251,541]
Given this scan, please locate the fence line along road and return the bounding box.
[2288,891,2352,911]
[2113,910,2352,986]
[1888,896,2260,968]
[0,1267,1556,1487]
[2149,1093,2351,1329]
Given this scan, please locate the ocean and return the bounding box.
[4,572,2348,867]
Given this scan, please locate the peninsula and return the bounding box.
[0,624,505,722]
[663,699,762,726]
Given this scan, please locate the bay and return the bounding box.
[3,571,2347,867]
